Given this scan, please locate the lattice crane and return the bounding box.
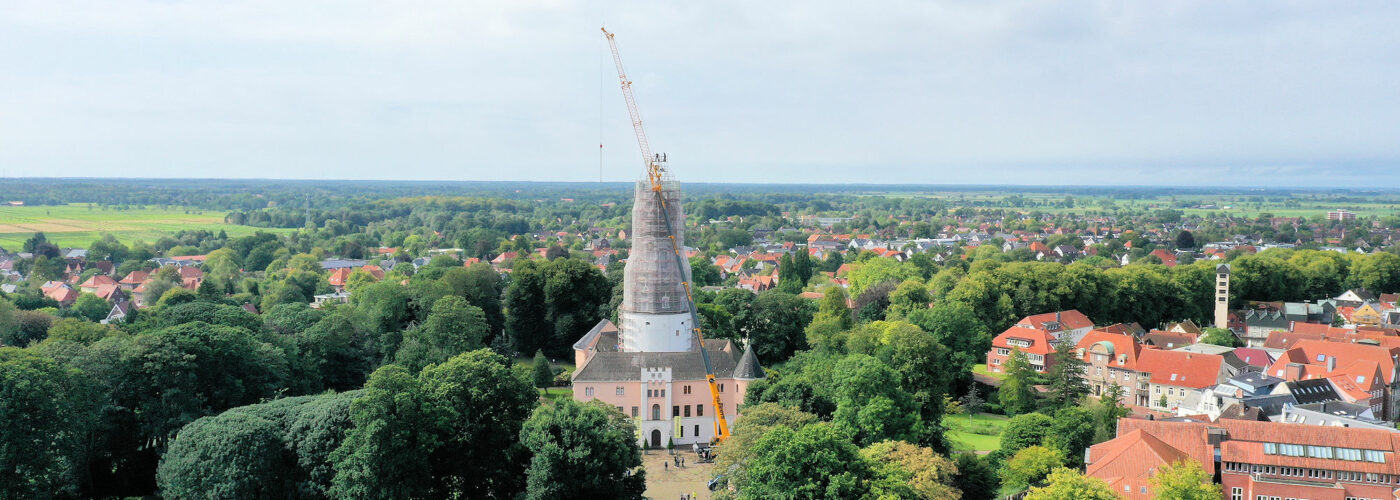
[602,27,731,443]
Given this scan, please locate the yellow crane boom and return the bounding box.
[602,27,731,443]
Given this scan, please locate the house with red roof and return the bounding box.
[1075,329,1152,405]
[1089,418,1400,500]
[986,326,1059,374]
[1148,249,1178,267]
[79,275,119,295]
[1263,340,1400,418]
[1015,309,1096,344]
[1136,349,1227,412]
[118,270,149,291]
[44,284,78,307]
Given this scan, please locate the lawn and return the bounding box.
[0,203,290,249]
[972,363,1005,380]
[944,412,1009,453]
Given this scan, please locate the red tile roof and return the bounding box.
[1017,309,1095,331]
[1076,330,1145,370]
[1266,340,1400,385]
[1134,350,1224,389]
[1086,429,1190,500]
[992,326,1058,356]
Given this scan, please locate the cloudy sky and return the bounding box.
[2,1,1397,187]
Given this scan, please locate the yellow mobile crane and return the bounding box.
[602,27,731,443]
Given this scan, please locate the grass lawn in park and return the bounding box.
[0,203,290,249]
[945,412,1010,453]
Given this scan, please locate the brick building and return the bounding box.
[1089,418,1400,500]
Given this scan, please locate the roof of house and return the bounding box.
[1076,330,1145,370]
[79,275,119,288]
[1285,379,1341,405]
[327,267,352,287]
[1086,429,1190,495]
[1135,349,1224,389]
[1142,330,1198,349]
[1227,347,1272,368]
[1017,309,1094,331]
[119,270,149,285]
[992,326,1059,356]
[1266,339,1400,385]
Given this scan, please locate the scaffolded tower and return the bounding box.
[618,175,695,353]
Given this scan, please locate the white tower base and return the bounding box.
[619,310,694,352]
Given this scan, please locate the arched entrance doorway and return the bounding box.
[650,429,662,448]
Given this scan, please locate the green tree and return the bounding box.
[1150,459,1220,500]
[532,349,553,389]
[47,317,116,344]
[885,279,931,319]
[294,310,374,392]
[1175,230,1196,249]
[419,349,539,499]
[1096,382,1132,439]
[0,348,98,498]
[1044,406,1095,468]
[861,440,961,499]
[690,256,722,287]
[1024,467,1118,500]
[71,292,112,322]
[952,453,1000,500]
[740,423,873,499]
[831,354,921,446]
[712,403,820,490]
[520,399,644,500]
[157,412,291,499]
[999,445,1064,491]
[1200,327,1241,347]
[329,365,439,500]
[1043,339,1089,410]
[995,412,1053,462]
[998,349,1038,416]
[0,299,18,345]
[735,290,816,365]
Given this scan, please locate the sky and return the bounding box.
[2,1,1398,187]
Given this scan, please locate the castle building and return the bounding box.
[572,179,763,448]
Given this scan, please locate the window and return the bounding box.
[660,389,666,397]
[651,404,661,420]
[1307,446,1332,459]
[1317,354,1327,362]
[616,386,625,396]
[719,384,725,393]
[631,406,638,417]
[673,405,680,417]
[1365,449,1387,463]
[1280,444,1304,457]
[694,425,699,436]
[679,426,684,437]
[697,404,703,417]
[684,405,691,417]
[683,385,692,395]
[1337,448,1363,461]
[1231,487,1242,500]
[585,387,595,397]
[647,389,652,397]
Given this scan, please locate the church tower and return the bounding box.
[617,178,695,353]
[1214,264,1231,330]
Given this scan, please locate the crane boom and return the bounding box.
[601,27,730,443]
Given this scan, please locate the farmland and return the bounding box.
[0,203,288,249]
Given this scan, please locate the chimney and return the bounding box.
[1286,363,1305,380]
[1327,356,1336,372]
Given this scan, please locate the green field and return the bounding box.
[945,412,1009,453]
[0,203,288,249]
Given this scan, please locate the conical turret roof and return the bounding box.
[733,342,764,380]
